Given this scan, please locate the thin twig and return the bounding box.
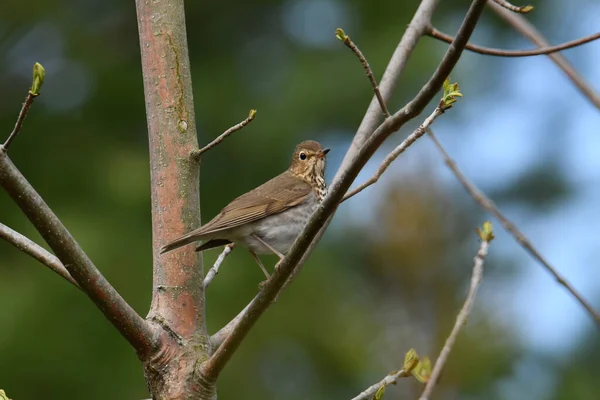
[0,222,80,288]
[2,93,36,151]
[351,369,412,400]
[427,26,600,57]
[427,129,600,327]
[342,105,445,202]
[203,244,234,289]
[418,227,492,400]
[200,0,488,382]
[492,0,533,13]
[337,29,390,118]
[191,110,256,160]
[488,0,600,110]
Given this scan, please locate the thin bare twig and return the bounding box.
[427,130,600,326]
[418,223,493,400]
[488,0,600,110]
[0,222,80,288]
[203,244,234,289]
[3,63,44,151]
[351,369,412,400]
[201,0,488,382]
[3,93,36,151]
[427,26,600,57]
[336,29,390,118]
[191,110,256,160]
[492,0,533,13]
[343,106,444,202]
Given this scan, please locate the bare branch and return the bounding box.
[418,223,493,400]
[427,26,600,57]
[201,0,488,382]
[3,94,35,151]
[0,222,80,288]
[191,110,256,160]
[336,28,390,118]
[491,0,533,13]
[351,370,412,400]
[3,63,45,151]
[427,130,600,326]
[352,349,423,400]
[488,0,600,110]
[203,244,234,289]
[0,152,155,354]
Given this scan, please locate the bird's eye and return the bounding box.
[299,152,307,160]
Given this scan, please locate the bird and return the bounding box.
[159,140,330,278]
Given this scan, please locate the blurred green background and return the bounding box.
[1,0,599,399]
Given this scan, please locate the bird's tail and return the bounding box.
[160,231,204,254]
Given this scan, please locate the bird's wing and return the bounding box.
[192,171,312,235]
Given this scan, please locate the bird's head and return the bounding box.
[289,140,330,182]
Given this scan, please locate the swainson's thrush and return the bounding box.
[160,140,329,278]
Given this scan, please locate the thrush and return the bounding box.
[160,140,329,278]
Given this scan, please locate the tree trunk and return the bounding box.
[135,0,214,397]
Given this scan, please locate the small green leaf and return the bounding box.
[412,356,432,383]
[0,389,10,400]
[374,385,386,400]
[335,28,347,42]
[476,221,495,242]
[248,109,257,119]
[441,77,462,108]
[30,62,46,96]
[403,348,420,372]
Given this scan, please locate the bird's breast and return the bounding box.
[237,195,318,255]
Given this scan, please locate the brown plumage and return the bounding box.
[159,140,329,278]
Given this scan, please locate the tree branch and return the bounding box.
[427,130,600,326]
[491,0,533,14]
[351,349,423,400]
[3,93,36,151]
[427,26,600,57]
[336,29,390,118]
[201,0,488,380]
[487,0,600,110]
[203,244,234,289]
[3,63,44,151]
[191,110,256,160]
[418,222,494,400]
[0,222,79,288]
[0,150,155,354]
[351,369,413,400]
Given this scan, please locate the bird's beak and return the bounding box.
[319,148,330,159]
